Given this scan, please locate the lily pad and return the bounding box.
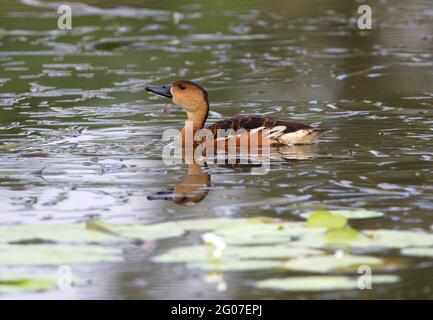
[307,211,347,229]
[401,247,433,258]
[256,275,399,292]
[225,246,323,260]
[325,227,364,243]
[290,228,433,250]
[0,272,86,294]
[302,210,383,220]
[187,259,285,272]
[0,222,184,244]
[0,223,117,244]
[161,216,293,233]
[0,274,56,294]
[363,229,433,249]
[107,223,184,241]
[215,222,324,245]
[284,255,384,273]
[153,245,324,263]
[0,244,122,266]
[164,218,248,231]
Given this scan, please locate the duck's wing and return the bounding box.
[206,115,325,145]
[207,115,310,133]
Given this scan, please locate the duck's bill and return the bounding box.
[145,85,172,98]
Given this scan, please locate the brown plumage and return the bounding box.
[145,80,327,146]
[207,115,318,135]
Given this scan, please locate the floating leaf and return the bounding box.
[307,211,347,229]
[325,227,363,243]
[0,275,56,294]
[187,259,284,272]
[256,275,399,291]
[107,223,184,241]
[166,218,248,231]
[0,272,85,294]
[225,246,323,260]
[153,245,324,263]
[284,255,383,273]
[401,247,433,258]
[215,222,323,245]
[302,210,384,220]
[86,220,120,237]
[0,224,117,244]
[290,228,433,250]
[0,244,122,266]
[363,230,433,249]
[160,217,286,233]
[0,222,184,244]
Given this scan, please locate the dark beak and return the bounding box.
[145,84,172,98]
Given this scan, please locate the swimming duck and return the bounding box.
[145,80,326,146]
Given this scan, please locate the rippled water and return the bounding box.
[0,0,432,299]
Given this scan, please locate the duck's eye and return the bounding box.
[179,85,186,90]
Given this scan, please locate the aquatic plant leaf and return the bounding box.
[107,223,184,241]
[256,275,399,291]
[302,210,384,220]
[325,227,363,242]
[215,222,324,245]
[284,254,383,273]
[86,220,120,236]
[0,224,118,244]
[157,218,248,232]
[181,218,246,230]
[363,229,433,249]
[290,228,433,250]
[153,245,324,263]
[401,247,433,257]
[0,244,122,266]
[0,272,85,294]
[307,211,347,229]
[227,246,323,260]
[187,259,284,272]
[0,276,55,294]
[190,217,433,251]
[159,216,287,232]
[0,222,184,244]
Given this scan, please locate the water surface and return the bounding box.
[0,0,432,299]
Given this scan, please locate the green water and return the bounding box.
[0,0,432,299]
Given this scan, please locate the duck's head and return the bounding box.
[145,80,209,113]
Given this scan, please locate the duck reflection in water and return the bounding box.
[148,159,211,205]
[147,144,319,205]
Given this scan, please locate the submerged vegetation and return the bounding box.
[1,210,433,294]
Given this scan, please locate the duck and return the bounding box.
[145,80,326,147]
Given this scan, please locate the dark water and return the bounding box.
[0,0,432,299]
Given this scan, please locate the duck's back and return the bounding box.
[206,115,324,145]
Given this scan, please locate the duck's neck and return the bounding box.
[180,103,209,142]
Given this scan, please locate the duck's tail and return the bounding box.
[270,127,329,145]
